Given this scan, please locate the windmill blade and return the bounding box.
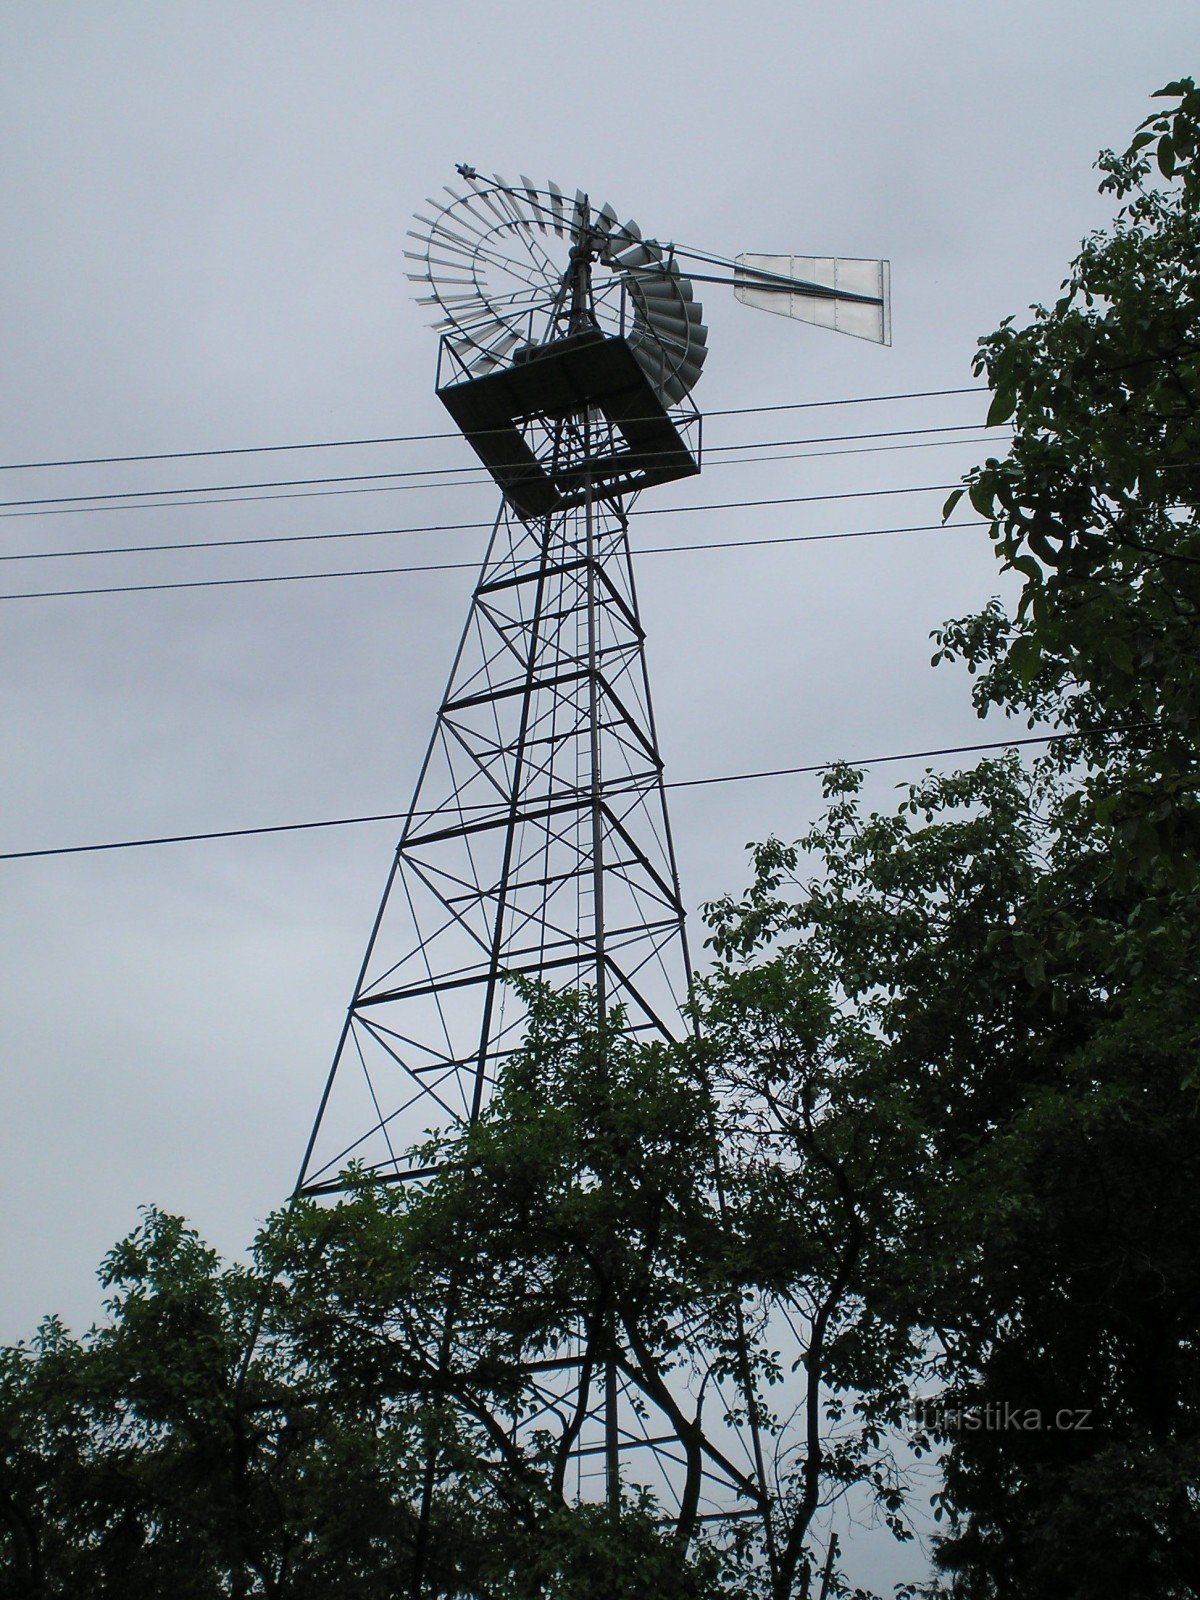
[465,323,523,375]
[490,174,534,231]
[594,201,618,243]
[547,180,566,236]
[411,214,487,256]
[520,176,547,231]
[621,258,709,406]
[463,175,513,229]
[734,254,891,345]
[603,217,641,254]
[405,269,477,289]
[446,186,515,244]
[453,309,513,354]
[403,248,479,276]
[611,236,665,271]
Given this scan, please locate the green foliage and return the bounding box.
[702,745,1200,1596]
[910,79,1200,1597]
[1,983,921,1598]
[0,1208,421,1598]
[266,983,914,1598]
[691,82,1200,1594]
[936,79,1200,889]
[470,1497,732,1600]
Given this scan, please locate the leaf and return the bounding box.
[1102,635,1134,673]
[968,480,996,520]
[986,387,1017,427]
[942,487,966,521]
[1008,634,1043,685]
[1009,555,1043,582]
[1157,133,1176,177]
[1027,530,1059,566]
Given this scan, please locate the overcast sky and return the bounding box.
[2,4,1195,1587]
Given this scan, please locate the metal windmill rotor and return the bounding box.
[406,168,710,400]
[401,167,889,516]
[407,165,889,382]
[296,165,892,1588]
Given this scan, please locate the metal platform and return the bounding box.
[436,329,700,519]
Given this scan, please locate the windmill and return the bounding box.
[294,169,889,1579]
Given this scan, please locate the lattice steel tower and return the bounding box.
[295,168,890,1550]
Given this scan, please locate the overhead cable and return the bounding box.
[0,521,976,602]
[0,442,996,522]
[0,730,1093,863]
[0,424,1002,516]
[1,493,978,601]
[0,386,988,473]
[2,505,985,569]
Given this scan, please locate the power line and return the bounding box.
[0,386,988,473]
[0,432,998,569]
[1,514,501,565]
[0,423,1000,515]
[0,437,997,523]
[1,492,975,601]
[0,462,480,511]
[3,517,986,577]
[0,730,1086,863]
[0,520,972,602]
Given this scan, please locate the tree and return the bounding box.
[1,984,924,1599]
[0,1208,424,1598]
[266,982,925,1599]
[700,742,1200,1597]
[902,78,1200,1594]
[692,90,1200,1558]
[938,78,1200,886]
[263,987,741,1597]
